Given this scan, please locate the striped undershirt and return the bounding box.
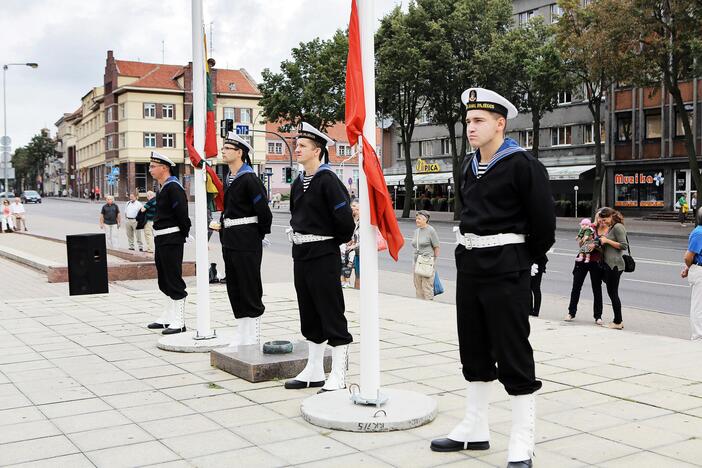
[476,163,489,178]
[303,174,314,191]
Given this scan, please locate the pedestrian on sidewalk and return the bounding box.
[566,213,604,325]
[214,132,272,348]
[95,186,101,201]
[530,254,548,317]
[124,192,144,251]
[146,151,191,335]
[89,188,95,203]
[430,88,555,468]
[141,191,157,253]
[678,193,689,226]
[597,207,629,330]
[99,195,120,249]
[692,193,698,221]
[1,199,14,232]
[412,210,440,300]
[11,197,27,232]
[284,122,355,393]
[681,210,702,340]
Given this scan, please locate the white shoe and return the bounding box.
[228,319,244,348]
[163,298,186,334]
[320,344,349,392]
[507,394,536,463]
[285,341,326,389]
[447,382,491,443]
[240,317,261,346]
[147,299,173,329]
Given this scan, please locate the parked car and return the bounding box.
[0,191,16,199]
[20,190,41,203]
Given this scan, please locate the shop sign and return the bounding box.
[416,158,440,173]
[614,172,664,186]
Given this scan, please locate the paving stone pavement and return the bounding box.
[1,282,702,467]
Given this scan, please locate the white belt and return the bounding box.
[154,226,181,237]
[223,216,258,228]
[286,228,333,245]
[453,226,525,250]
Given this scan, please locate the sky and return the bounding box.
[0,0,403,150]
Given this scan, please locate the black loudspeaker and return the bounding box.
[66,233,109,296]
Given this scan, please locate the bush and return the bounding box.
[577,200,592,217]
[554,200,573,217]
[430,197,440,210]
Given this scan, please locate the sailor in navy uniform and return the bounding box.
[146,151,192,335]
[430,89,555,468]
[284,122,355,392]
[214,132,272,347]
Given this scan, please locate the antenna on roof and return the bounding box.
[161,40,165,64]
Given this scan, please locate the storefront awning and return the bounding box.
[546,165,595,180]
[384,172,453,186]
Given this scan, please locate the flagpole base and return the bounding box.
[349,385,389,407]
[193,329,218,340]
[157,331,232,353]
[301,388,436,432]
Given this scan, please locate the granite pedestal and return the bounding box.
[211,341,332,383]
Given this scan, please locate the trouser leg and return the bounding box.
[567,262,587,316]
[155,243,187,300]
[144,222,154,252]
[530,271,543,316]
[223,248,265,319]
[688,266,702,340]
[126,220,135,248]
[604,267,623,324]
[589,263,604,320]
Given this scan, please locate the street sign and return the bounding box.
[265,167,273,176]
[111,167,120,176]
[235,124,250,135]
[0,136,11,146]
[348,177,353,185]
[0,168,15,179]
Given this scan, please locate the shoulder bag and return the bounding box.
[622,233,635,273]
[413,229,435,278]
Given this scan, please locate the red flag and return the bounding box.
[185,33,224,211]
[345,0,404,261]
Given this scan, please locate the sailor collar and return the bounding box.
[471,138,526,176]
[299,163,334,181]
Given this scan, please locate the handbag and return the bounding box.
[413,230,435,277]
[433,272,444,296]
[622,234,635,273]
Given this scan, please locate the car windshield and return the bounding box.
[24,191,39,196]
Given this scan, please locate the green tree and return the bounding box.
[632,0,702,198]
[11,129,55,192]
[258,30,348,132]
[483,16,572,160]
[376,4,430,218]
[556,0,645,213]
[417,0,512,220]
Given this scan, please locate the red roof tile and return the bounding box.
[115,60,183,90]
[214,69,259,95]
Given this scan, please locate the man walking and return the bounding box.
[430,88,555,468]
[124,192,144,251]
[141,191,157,253]
[11,197,27,231]
[682,210,702,340]
[146,151,191,335]
[214,132,272,347]
[284,122,355,393]
[99,195,121,249]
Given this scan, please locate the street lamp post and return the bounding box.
[3,62,38,198]
[574,185,579,218]
[447,185,452,212]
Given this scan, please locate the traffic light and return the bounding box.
[284,167,293,184]
[220,119,234,138]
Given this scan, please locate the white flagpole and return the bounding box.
[191,0,212,337]
[357,0,381,402]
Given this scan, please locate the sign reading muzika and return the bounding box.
[614,171,664,208]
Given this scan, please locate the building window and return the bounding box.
[144,103,156,118]
[520,129,533,148]
[550,3,563,22]
[223,107,235,121]
[268,142,283,154]
[337,144,351,157]
[144,133,156,148]
[557,91,572,105]
[419,140,433,157]
[335,169,344,179]
[162,104,174,119]
[644,113,662,139]
[617,115,632,142]
[241,135,253,147]
[240,108,252,123]
[675,110,694,137]
[135,163,148,193]
[163,133,175,148]
[105,135,115,150]
[105,107,114,123]
[551,126,572,146]
[518,10,535,26]
[614,171,665,208]
[583,123,605,144]
[119,103,126,119]
[119,132,126,148]
[440,138,450,155]
[417,108,432,124]
[353,169,359,186]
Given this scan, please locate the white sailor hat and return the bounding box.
[225,131,253,153]
[296,122,335,148]
[150,150,176,167]
[461,88,518,119]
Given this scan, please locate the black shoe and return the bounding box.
[147,322,168,329]
[219,277,227,283]
[162,326,186,335]
[507,460,532,468]
[128,247,135,251]
[208,263,218,284]
[317,386,346,394]
[529,312,539,317]
[430,438,490,452]
[284,379,325,389]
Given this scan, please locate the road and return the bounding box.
[26,198,691,318]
